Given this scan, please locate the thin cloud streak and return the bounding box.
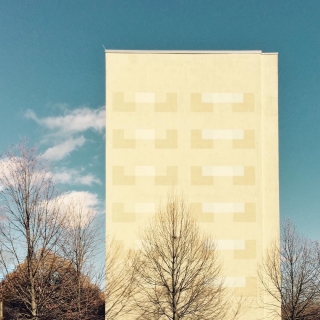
[43,136,86,161]
[53,168,101,186]
[25,107,105,135]
[24,106,104,192]
[51,191,101,227]
[59,191,100,211]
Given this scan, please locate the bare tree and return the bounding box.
[132,195,240,320]
[105,238,137,319]
[0,142,64,319]
[59,200,104,319]
[258,219,320,320]
[60,199,137,319]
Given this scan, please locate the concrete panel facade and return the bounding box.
[106,51,279,319]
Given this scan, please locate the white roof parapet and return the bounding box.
[104,49,267,54]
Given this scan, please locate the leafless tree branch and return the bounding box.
[258,218,320,320]
[0,142,65,319]
[132,194,242,320]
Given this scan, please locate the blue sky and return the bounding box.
[1,0,320,242]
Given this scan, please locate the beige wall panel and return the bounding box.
[155,93,178,112]
[233,203,256,222]
[234,277,257,296]
[234,240,256,259]
[233,130,255,149]
[112,203,135,222]
[113,92,135,111]
[190,203,215,222]
[191,166,214,185]
[233,166,255,185]
[112,166,135,185]
[113,129,135,148]
[155,166,178,185]
[232,93,255,112]
[190,202,257,224]
[191,93,213,112]
[191,130,214,148]
[155,130,178,148]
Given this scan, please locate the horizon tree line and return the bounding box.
[0,142,320,320]
[0,142,105,319]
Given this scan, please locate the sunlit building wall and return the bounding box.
[106,50,279,319]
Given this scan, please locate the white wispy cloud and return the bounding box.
[1,155,100,188]
[42,136,86,161]
[59,191,100,211]
[53,168,101,186]
[24,106,103,190]
[1,156,100,197]
[0,156,103,229]
[25,106,105,162]
[50,191,101,227]
[25,107,105,135]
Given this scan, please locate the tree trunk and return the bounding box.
[77,271,81,317]
[30,274,37,319]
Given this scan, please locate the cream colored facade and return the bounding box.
[106,51,279,319]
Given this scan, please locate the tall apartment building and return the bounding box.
[106,50,279,319]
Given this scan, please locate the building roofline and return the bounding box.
[104,49,278,55]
